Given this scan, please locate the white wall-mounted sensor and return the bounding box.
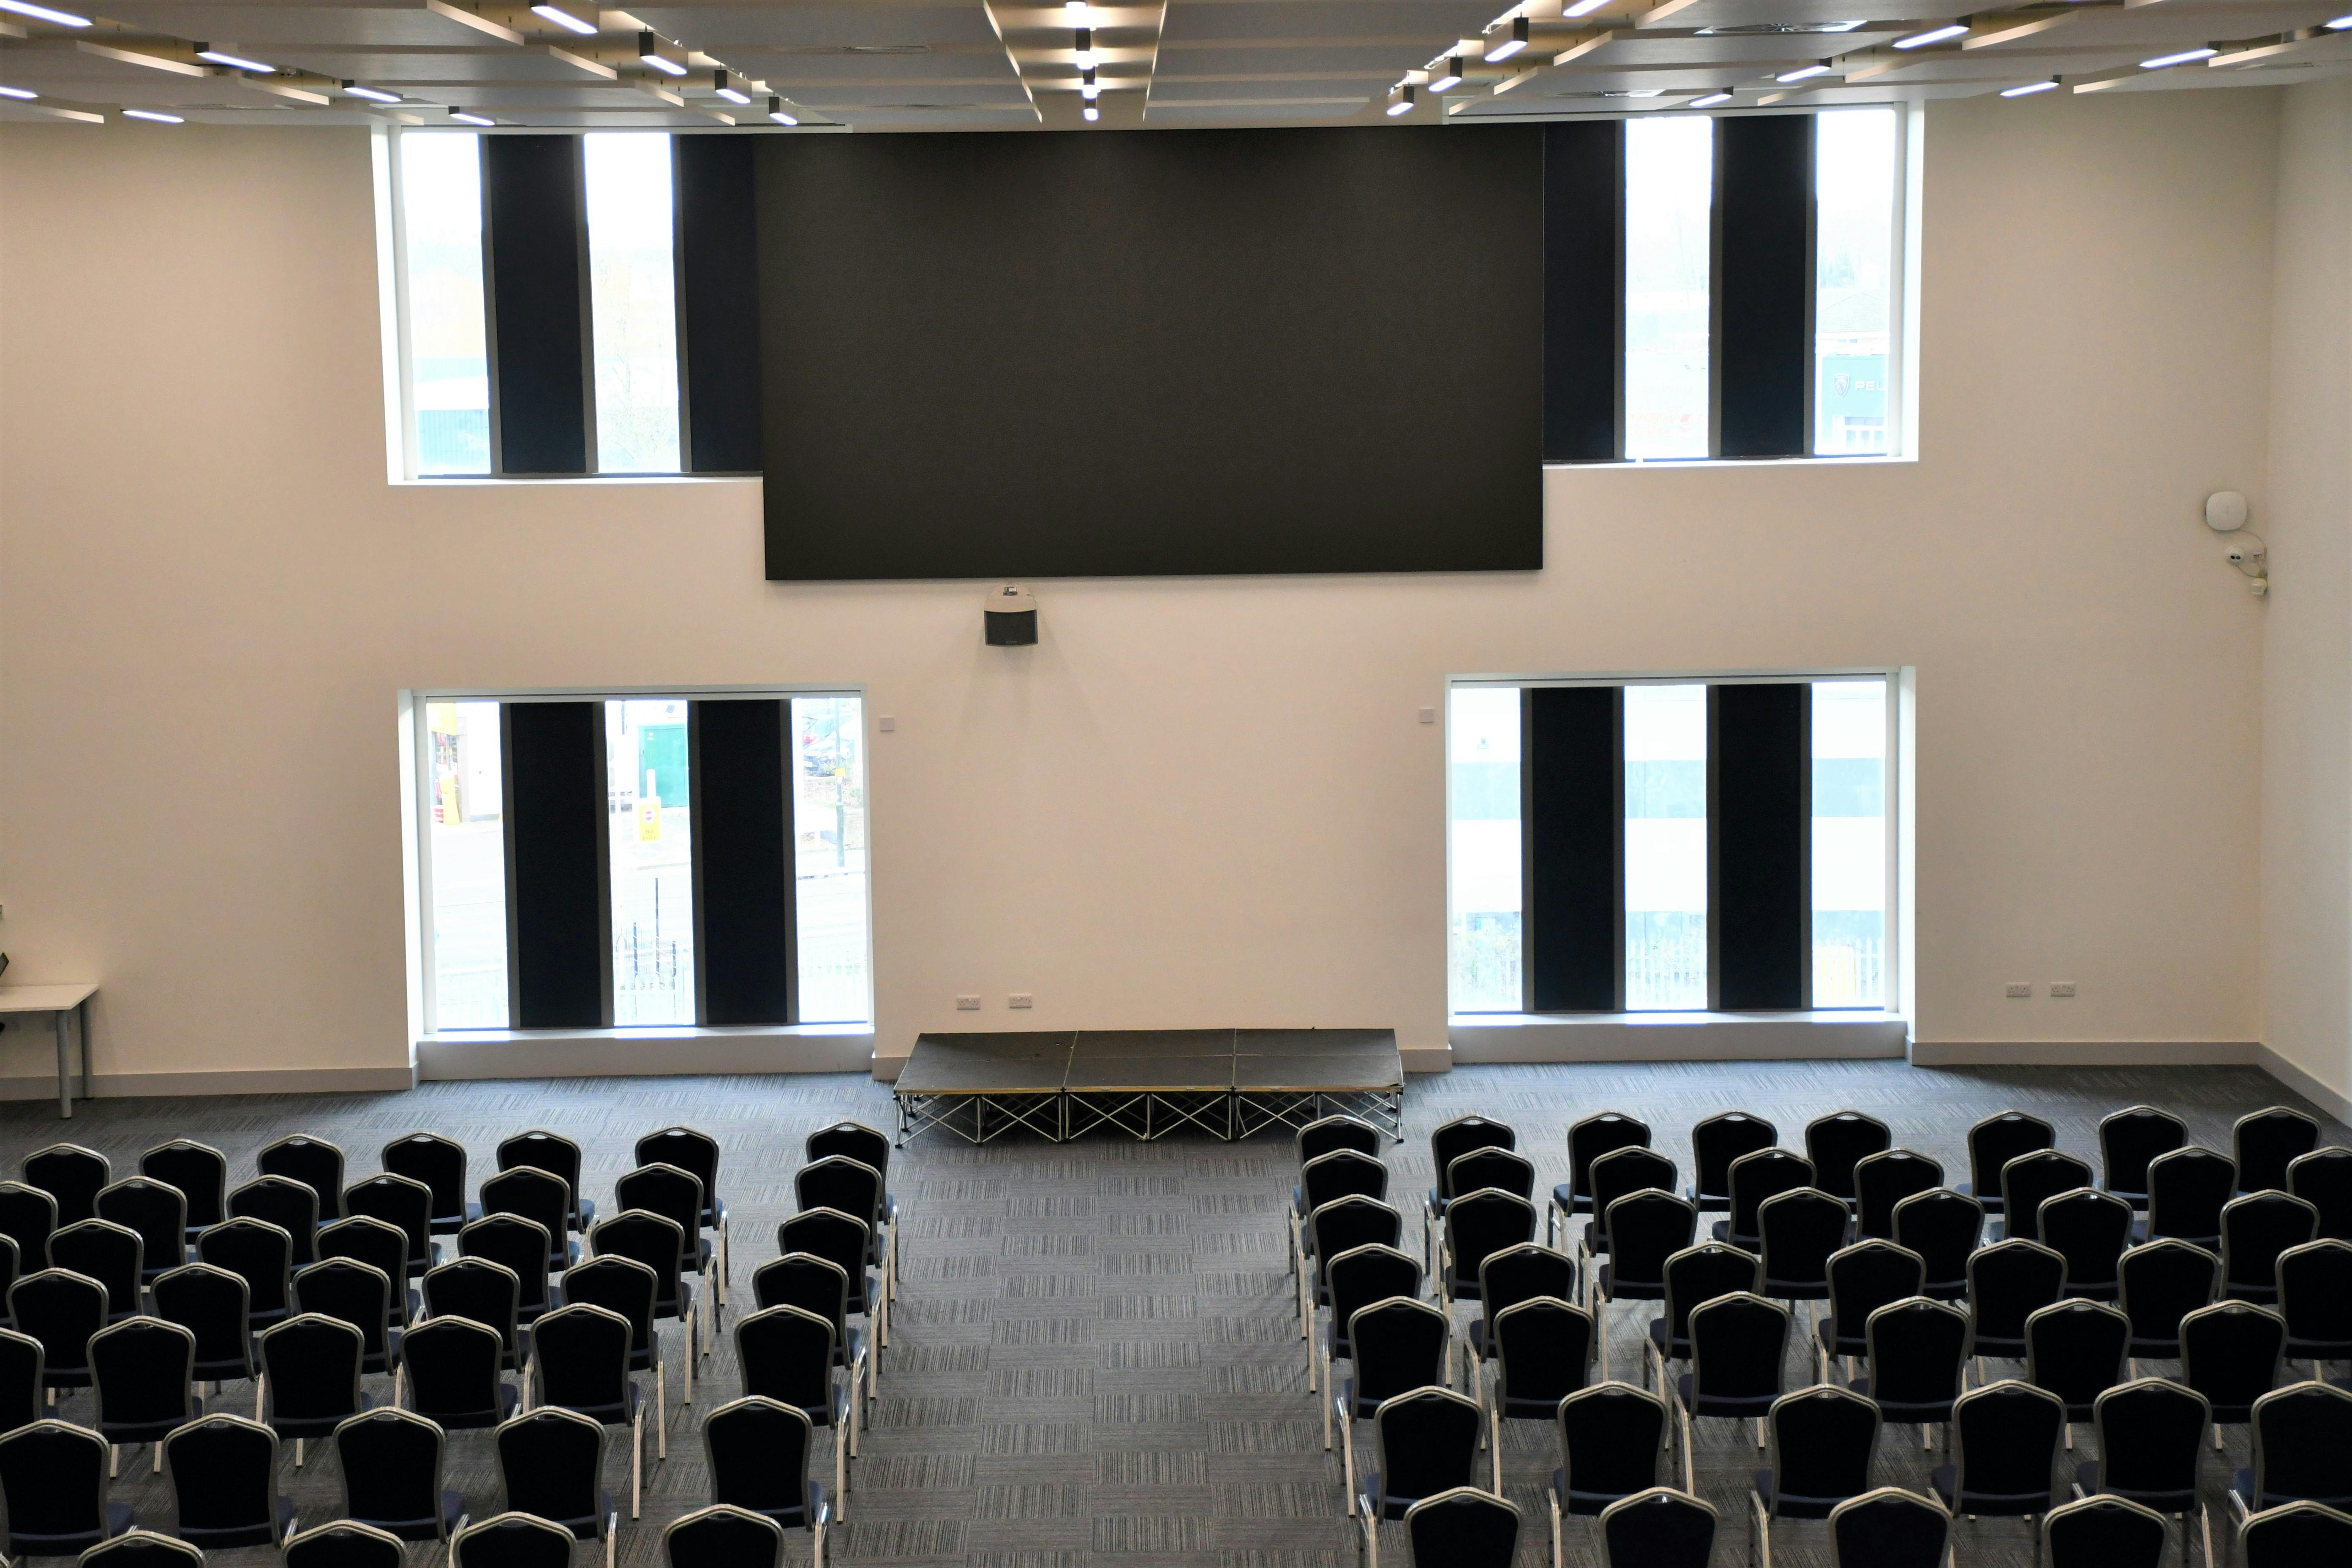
[2204,490,2250,533]
[985,583,1038,646]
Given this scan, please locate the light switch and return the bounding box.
[878,716,896,732]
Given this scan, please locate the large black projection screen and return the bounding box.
[756,126,1543,581]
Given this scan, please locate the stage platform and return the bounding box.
[892,1028,1405,1146]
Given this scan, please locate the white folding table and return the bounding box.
[0,983,99,1118]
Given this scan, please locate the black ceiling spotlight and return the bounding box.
[1486,16,1530,62]
[1386,82,1415,117]
[768,94,797,125]
[1428,55,1465,93]
[713,68,749,105]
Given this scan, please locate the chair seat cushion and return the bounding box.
[1930,1465,2048,1516]
[1598,1264,1664,1302]
[748,1482,830,1532]
[363,1488,469,1543]
[3,1500,138,1555]
[1763,1278,1831,1301]
[1815,1318,1866,1359]
[1551,1185,1579,1214]
[182,1494,294,1549]
[1551,1468,1629,1518]
[1360,1470,1426,1523]
[1647,1319,1690,1363]
[1676,1372,1774,1417]
[1753,1471,1844,1520]
[1849,1377,1952,1424]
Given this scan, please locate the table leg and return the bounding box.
[55,1007,72,1118]
[79,1000,93,1100]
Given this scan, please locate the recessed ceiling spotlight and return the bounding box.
[196,46,275,72]
[1894,24,1967,49]
[122,108,184,122]
[639,33,686,75]
[714,70,749,105]
[1486,17,1530,62]
[2140,47,2218,69]
[1428,55,1464,93]
[0,0,90,24]
[1775,62,1832,82]
[342,81,401,103]
[768,95,797,125]
[1999,79,2058,97]
[1386,83,1416,116]
[530,5,598,36]
[449,109,496,126]
[0,84,34,98]
[1689,90,1733,108]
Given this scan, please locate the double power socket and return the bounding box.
[2005,982,2077,999]
[956,994,1032,1010]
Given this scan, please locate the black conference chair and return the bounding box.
[423,1256,526,1371]
[703,1394,831,1556]
[343,1175,438,1280]
[258,1314,368,1466]
[1854,1150,1943,1241]
[400,1315,517,1433]
[138,1143,226,1243]
[93,1181,184,1285]
[227,1176,318,1268]
[2027,1298,2132,1442]
[461,1212,558,1323]
[1434,1150,1537,1278]
[2289,1146,2352,1239]
[479,1168,581,1275]
[563,1255,668,1449]
[1407,1487,1519,1568]
[292,1256,400,1375]
[2044,1494,2170,1568]
[335,1406,465,1547]
[1930,1380,2065,1550]
[1550,1112,1652,1247]
[194,1218,293,1331]
[642,1124,734,1301]
[2117,1238,2220,1364]
[623,1163,719,1335]
[1968,1238,2066,1375]
[1805,1111,1892,1207]
[1333,1297,1448,1508]
[89,1319,193,1477]
[1297,1113,1384,1189]
[2100,1106,2187,1209]
[74,1528,203,1568]
[382,1133,479,1236]
[2181,1300,2287,1451]
[1575,1148,1678,1278]
[1428,1115,1516,1226]
[1718,1149,1814,1253]
[0,1186,58,1276]
[11,1268,107,1401]
[1756,1188,1848,1313]
[1437,1189,1536,1316]
[1677,1292,1791,1457]
[0,1327,41,1434]
[1963,1111,2058,1215]
[2278,1239,2352,1374]
[1813,1239,1924,1376]
[22,1147,109,1229]
[1320,1244,1421,1414]
[788,1161,882,1307]
[1548,1382,1673,1567]
[1749,1385,1879,1568]
[2239,1501,2352,1568]
[734,1305,851,1516]
[1355,1386,1480,1547]
[1892,1187,1982,1300]
[663,1503,791,1568]
[496,1405,617,1568]
[1598,1486,1716,1568]
[774,1207,876,1340]
[594,1209,699,1398]
[498,1130,596,1236]
[1857,1297,1970,1449]
[1999,1150,2095,1244]
[1688,1112,1776,1215]
[2076,1378,2210,1563]
[1643,1241,1758,1388]
[0,1235,15,1323]
[1827,1488,1950,1568]
[451,1510,576,1568]
[531,1301,650,1517]
[2234,1107,2322,1197]
[2222,1190,2319,1304]
[1463,1243,1575,1391]
[2040,1187,2134,1301]
[315,1216,415,1325]
[1294,1148,1388,1305]
[2147,1146,2237,1250]
[48,1221,143,1323]
[283,1520,405,1568]
[1307,1196,1405,1342]
[0,1420,133,1559]
[1589,1191,1694,1382]
[255,1136,346,1224]
[161,1413,295,1550]
[1484,1298,1595,1490]
[753,1252,871,1418]
[2232,1381,2352,1518]
[150,1263,254,1399]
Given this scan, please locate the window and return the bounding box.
[583,133,683,474]
[416,689,871,1033]
[1447,686,1523,1012]
[1623,117,1714,463]
[1814,109,1898,455]
[398,133,492,476]
[1623,683,1708,1010]
[1811,679,1887,1006]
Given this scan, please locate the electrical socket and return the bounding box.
[1008,993,1033,1009]
[2049,982,2076,998]
[2005,983,2033,999]
[955,994,981,1010]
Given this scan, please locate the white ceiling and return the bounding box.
[1,0,2345,130]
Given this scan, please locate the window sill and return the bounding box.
[392,474,760,488]
[1544,454,1917,471]
[415,1023,873,1081]
[1448,1009,1908,1064]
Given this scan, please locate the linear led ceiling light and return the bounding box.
[1775,61,1832,82]
[1999,79,2058,97]
[0,0,90,24]
[449,109,496,125]
[2330,14,2352,28]
[342,81,401,103]
[1894,24,1967,49]
[1565,0,1608,15]
[122,108,183,122]
[0,84,36,98]
[1486,17,1529,61]
[639,33,685,74]
[1386,83,1415,116]
[1689,89,1733,107]
[1081,67,1100,99]
[196,46,275,72]
[1065,0,1086,16]
[531,5,599,35]
[767,95,796,125]
[2140,46,2217,68]
[1427,55,1464,93]
[713,69,749,105]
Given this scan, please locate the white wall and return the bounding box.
[0,87,2283,1087]
[2259,79,2352,1118]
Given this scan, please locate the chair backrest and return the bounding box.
[422,1257,522,1353]
[1657,1243,1759,1350]
[293,1257,394,1354]
[316,1214,410,1293]
[1443,1147,1534,1204]
[479,1168,575,1260]
[342,1174,433,1267]
[1328,1245,1421,1356]
[2250,1381,2352,1506]
[2001,1151,2094,1242]
[0,1420,108,1544]
[2289,1146,2352,1240]
[0,1233,14,1309]
[1824,1240,1925,1345]
[196,1217,294,1315]
[617,1163,707,1244]
[1598,1191,1696,1291]
[0,1326,42,1433]
[1951,1380,2064,1502]
[258,1314,365,1422]
[1805,1111,1893,1203]
[1968,1111,2057,1200]
[452,1511,577,1568]
[1688,1292,1791,1404]
[335,1407,450,1534]
[2042,1494,2170,1568]
[1301,1149,1388,1213]
[228,1176,319,1266]
[1756,1188,1849,1286]
[2235,1107,2323,1196]
[75,1528,206,1568]
[495,1405,604,1526]
[2278,1238,2352,1349]
[2117,1238,2220,1348]
[1372,1386,1481,1503]
[282,1520,405,1568]
[1598,1487,1716,1568]
[89,1317,194,1430]
[161,1413,279,1538]
[1556,1382,1667,1502]
[734,1304,836,1413]
[2037,1187,2134,1286]
[2092,1377,2209,1498]
[2181,1301,2288,1416]
[1443,1189,1536,1284]
[1566,1113,1651,1207]
[496,1131,589,1227]
[22,1146,109,1227]
[1688,1113,1776,1203]
[1827,1487,1949,1568]
[9,1268,108,1371]
[1309,1197,1404,1280]
[1726,1149,1814,1240]
[2240,1501,2352,1568]
[256,1137,346,1222]
[752,1252,851,1341]
[773,1208,869,1301]
[1862,1297,1971,1407]
[459,1213,554,1313]
[803,1122,887,1189]
[1346,1296,1449,1404]
[639,1127,726,1209]
[382,1134,471,1225]
[151,1263,252,1377]
[402,1315,502,1421]
[1296,1114,1382,1168]
[2099,1106,2188,1199]
[1965,1239,2066,1342]
[49,1219,142,1309]
[1766,1385,1879,1510]
[1403,1486,1521,1568]
[560,1255,657,1357]
[593,1210,686,1304]
[1491,1297,1594,1405]
[529,1301,632,1415]
[1854,1150,1943,1239]
[94,1179,183,1270]
[0,1182,58,1264]
[2148,1146,2237,1243]
[703,1395,817,1516]
[1587,1147,1677,1223]
[663,1504,785,1568]
[139,1142,227,1231]
[2025,1299,2131,1412]
[1431,1116,1515,1179]
[1475,1244,1575,1323]
[1891,1189,1982,1287]
[2223,1191,2320,1290]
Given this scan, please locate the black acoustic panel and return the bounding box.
[1542,120,1623,463]
[504,702,606,1028]
[1712,684,1808,1011]
[676,135,763,474]
[1714,115,1813,459]
[755,127,1543,580]
[692,700,794,1026]
[483,134,590,475]
[1525,686,1623,1013]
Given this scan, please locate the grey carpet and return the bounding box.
[4,1059,2344,1567]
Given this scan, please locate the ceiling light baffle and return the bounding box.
[714,69,749,105]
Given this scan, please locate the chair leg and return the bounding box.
[2199,1503,2211,1568]
[1489,1401,1501,1494]
[1549,1489,1562,1568]
[1323,1379,1334,1453]
[109,1445,117,1479]
[631,1406,642,1520]
[1342,1416,1357,1514]
[656,1361,668,1459]
[836,1426,848,1524]
[605,1515,615,1568]
[152,1443,161,1474]
[294,1438,304,1470]
[1755,1416,1766,1450]
[683,1321,694,1406]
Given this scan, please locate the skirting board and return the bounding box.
[2256,1044,2352,1125]
[418,1026,874,1081]
[0,1066,418,1101]
[1451,1012,1909,1064]
[1907,1040,2259,1067]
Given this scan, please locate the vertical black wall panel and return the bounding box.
[1543,121,1624,463]
[691,699,795,1025]
[484,135,591,475]
[504,702,607,1028]
[1714,115,1814,459]
[1711,684,1809,1010]
[1526,686,1624,1012]
[676,136,764,474]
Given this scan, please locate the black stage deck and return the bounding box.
[892,1028,1404,1145]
